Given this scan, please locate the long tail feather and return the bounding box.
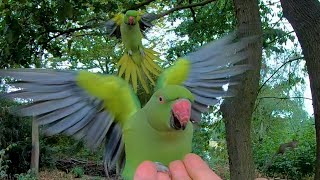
[145,53,162,72]
[116,48,163,93]
[118,54,129,77]
[142,59,160,76]
[124,60,132,82]
[136,68,149,94]
[141,63,155,85]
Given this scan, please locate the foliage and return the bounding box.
[71,166,85,178]
[165,0,236,60]
[0,144,16,179]
[254,120,315,179]
[192,113,216,158]
[252,82,315,179]
[0,0,125,68]
[0,98,103,177]
[15,169,37,180]
[0,99,33,176]
[192,106,230,179]
[41,134,103,162]
[208,119,230,179]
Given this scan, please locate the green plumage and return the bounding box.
[106,10,163,93]
[122,85,194,179]
[120,11,144,63]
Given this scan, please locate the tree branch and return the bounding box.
[189,0,198,23]
[156,0,217,19]
[270,15,284,29]
[126,0,156,11]
[266,1,280,6]
[40,0,215,51]
[258,96,313,100]
[265,30,294,45]
[96,59,106,74]
[254,94,311,114]
[126,0,216,17]
[258,56,304,92]
[47,25,93,42]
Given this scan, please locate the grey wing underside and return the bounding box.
[104,20,121,39]
[183,33,256,122]
[140,13,158,31]
[0,69,125,173]
[104,13,158,39]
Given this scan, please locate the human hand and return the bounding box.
[134,153,222,180]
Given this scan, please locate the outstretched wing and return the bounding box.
[104,13,123,39]
[0,69,140,173]
[156,32,256,122]
[104,12,158,39]
[139,13,158,31]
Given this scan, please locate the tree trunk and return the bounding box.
[279,0,320,179]
[220,0,262,179]
[30,49,42,178]
[31,117,39,177]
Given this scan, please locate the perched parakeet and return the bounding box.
[0,32,255,179]
[105,10,161,94]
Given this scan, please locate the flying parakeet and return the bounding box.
[105,10,161,94]
[0,33,255,179]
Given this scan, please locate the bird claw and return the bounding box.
[139,47,145,57]
[128,50,133,56]
[154,162,170,175]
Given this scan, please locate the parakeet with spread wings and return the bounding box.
[0,32,254,179]
[105,10,161,94]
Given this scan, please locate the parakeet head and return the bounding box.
[124,10,139,25]
[143,85,194,132]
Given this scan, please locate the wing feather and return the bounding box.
[37,101,87,125]
[0,69,140,175]
[85,112,114,149]
[139,13,158,31]
[104,123,124,172]
[13,96,83,116]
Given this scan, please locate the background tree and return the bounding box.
[279,0,320,179]
[220,0,262,179]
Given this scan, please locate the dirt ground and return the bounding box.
[39,170,104,180]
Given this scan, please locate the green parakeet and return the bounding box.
[0,33,255,179]
[105,10,161,94]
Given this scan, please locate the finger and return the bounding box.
[134,161,158,180]
[169,160,191,180]
[157,172,171,180]
[183,153,222,180]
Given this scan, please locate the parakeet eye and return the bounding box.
[159,96,164,103]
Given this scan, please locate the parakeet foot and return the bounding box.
[128,50,133,56]
[154,162,170,175]
[139,47,145,56]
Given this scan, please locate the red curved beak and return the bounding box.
[129,16,135,25]
[172,99,191,130]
